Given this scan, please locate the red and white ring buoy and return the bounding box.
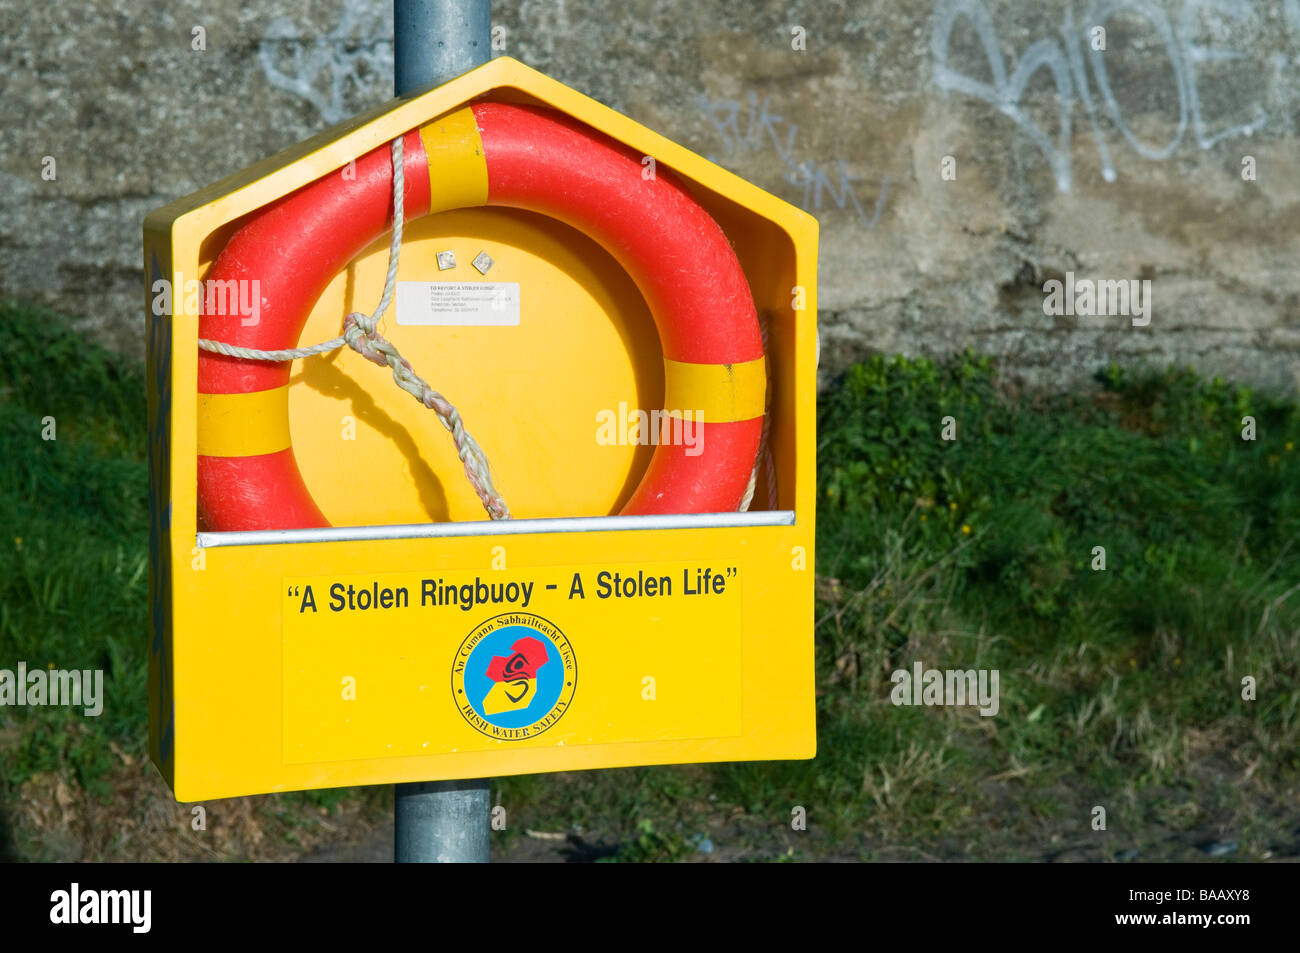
[196,103,766,531]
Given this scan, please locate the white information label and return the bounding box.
[395,281,521,327]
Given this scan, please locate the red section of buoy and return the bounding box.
[198,449,328,531]
[621,419,765,515]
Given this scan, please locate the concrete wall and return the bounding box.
[2,0,1298,392]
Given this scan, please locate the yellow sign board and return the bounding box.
[144,57,818,801]
[282,562,742,762]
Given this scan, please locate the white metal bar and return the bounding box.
[196,509,797,549]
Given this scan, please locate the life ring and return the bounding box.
[196,102,766,531]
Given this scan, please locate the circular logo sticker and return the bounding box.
[452,612,576,740]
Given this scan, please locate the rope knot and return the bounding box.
[343,312,387,367]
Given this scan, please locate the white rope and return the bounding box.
[198,136,510,520]
[199,134,771,520]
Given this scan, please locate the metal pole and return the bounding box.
[394,0,492,96]
[395,780,491,862]
[392,0,493,863]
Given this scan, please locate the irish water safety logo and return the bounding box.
[452,613,576,740]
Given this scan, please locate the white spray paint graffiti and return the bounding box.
[697,91,889,228]
[258,0,393,124]
[932,0,1283,191]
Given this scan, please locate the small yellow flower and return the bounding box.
[949,502,958,511]
[961,524,972,535]
[920,514,927,522]
[1287,442,1294,451]
[13,537,21,548]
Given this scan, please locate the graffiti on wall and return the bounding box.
[258,0,393,124]
[931,0,1293,191]
[697,91,889,228]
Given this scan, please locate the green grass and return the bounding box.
[2,300,1298,861]
[500,352,1300,859]
[0,301,150,805]
[814,354,1300,784]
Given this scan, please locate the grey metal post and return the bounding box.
[392,0,493,864]
[395,780,491,862]
[394,0,492,96]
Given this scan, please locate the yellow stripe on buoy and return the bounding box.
[197,386,291,458]
[663,357,766,424]
[419,107,490,212]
